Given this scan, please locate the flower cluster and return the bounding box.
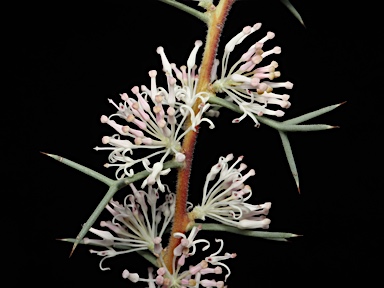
[95,41,214,190]
[84,183,175,270]
[189,154,271,229]
[211,23,293,127]
[122,226,236,288]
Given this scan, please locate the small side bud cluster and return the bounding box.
[121,226,236,287]
[189,154,271,229]
[211,23,293,127]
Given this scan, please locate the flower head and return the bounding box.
[211,23,293,127]
[84,183,175,270]
[95,41,215,190]
[189,154,271,229]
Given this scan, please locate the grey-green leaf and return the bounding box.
[280,0,305,27]
[278,131,300,193]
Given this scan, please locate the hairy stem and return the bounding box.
[163,0,236,272]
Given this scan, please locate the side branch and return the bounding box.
[158,0,209,23]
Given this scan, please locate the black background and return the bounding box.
[15,0,382,286]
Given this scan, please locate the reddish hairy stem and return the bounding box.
[163,0,235,272]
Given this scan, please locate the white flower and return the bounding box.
[190,154,272,229]
[95,41,215,190]
[84,183,175,270]
[121,226,235,288]
[211,23,293,127]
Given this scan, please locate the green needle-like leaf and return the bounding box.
[69,185,119,257]
[41,152,115,186]
[279,131,300,192]
[201,223,301,241]
[283,102,346,125]
[67,160,183,257]
[280,0,305,27]
[59,238,158,267]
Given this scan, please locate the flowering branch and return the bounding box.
[163,0,236,272]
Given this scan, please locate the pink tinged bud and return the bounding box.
[230,74,252,84]
[105,204,119,216]
[101,136,110,144]
[134,138,142,145]
[180,65,188,83]
[131,86,151,112]
[167,77,176,107]
[100,115,109,123]
[175,152,186,162]
[178,253,186,266]
[148,70,158,103]
[225,154,234,161]
[187,40,203,70]
[103,136,133,149]
[102,118,127,135]
[89,227,115,240]
[200,279,224,288]
[251,22,262,32]
[252,54,263,65]
[241,48,256,62]
[157,119,167,128]
[237,218,271,229]
[200,266,223,275]
[239,60,256,72]
[251,77,260,86]
[259,31,275,45]
[146,162,163,186]
[155,276,164,285]
[256,82,268,93]
[132,118,147,130]
[211,58,220,81]
[238,163,248,172]
[157,267,166,276]
[141,137,153,145]
[122,270,140,282]
[154,239,163,255]
[189,260,208,275]
[167,106,176,116]
[156,47,172,75]
[265,108,285,117]
[262,46,281,58]
[174,243,184,257]
[171,63,183,81]
[124,126,144,137]
[100,220,124,235]
[162,126,172,138]
[120,93,129,101]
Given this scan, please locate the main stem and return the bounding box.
[163,0,235,272]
